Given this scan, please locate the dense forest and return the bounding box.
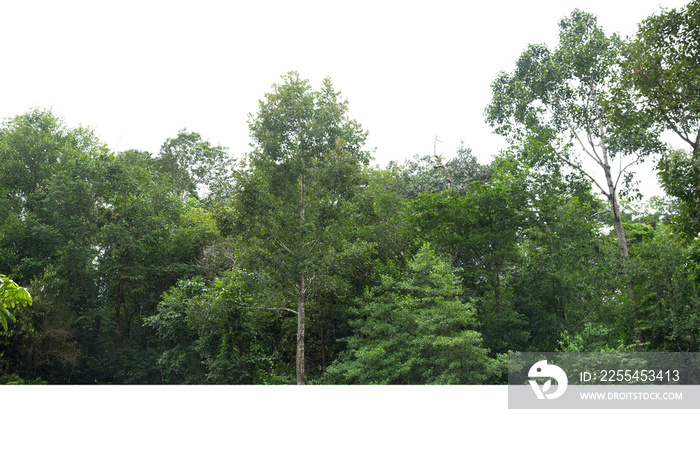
[1,5,699,385]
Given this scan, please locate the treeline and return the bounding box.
[1,5,699,384]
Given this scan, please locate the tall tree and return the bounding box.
[0,109,112,381]
[628,0,700,239]
[486,10,660,258]
[236,72,370,384]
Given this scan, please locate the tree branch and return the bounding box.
[305,232,324,255]
[548,149,610,197]
[590,209,611,218]
[304,275,316,294]
[240,306,298,315]
[614,153,642,191]
[268,229,292,254]
[549,102,604,168]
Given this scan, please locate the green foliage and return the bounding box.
[324,244,504,384]
[0,373,47,385]
[628,1,700,241]
[510,192,613,352]
[236,71,371,384]
[558,322,639,352]
[410,158,539,352]
[0,274,32,332]
[155,130,231,198]
[146,271,288,384]
[628,0,700,153]
[0,37,698,386]
[657,149,700,240]
[627,226,700,351]
[486,9,662,258]
[390,145,494,198]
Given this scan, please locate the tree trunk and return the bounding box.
[115,279,125,339]
[605,170,629,258]
[595,92,629,259]
[321,322,326,373]
[296,165,306,385]
[296,273,305,385]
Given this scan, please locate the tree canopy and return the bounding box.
[486,9,661,258]
[628,0,700,240]
[1,4,699,385]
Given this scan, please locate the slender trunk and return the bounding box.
[321,322,326,373]
[115,279,124,339]
[596,111,640,339]
[604,169,628,258]
[296,165,306,385]
[296,273,305,385]
[594,90,628,259]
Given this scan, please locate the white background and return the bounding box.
[0,0,691,197]
[2,385,695,465]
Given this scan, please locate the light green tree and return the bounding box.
[0,274,32,331]
[486,10,661,258]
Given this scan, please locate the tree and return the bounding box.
[390,144,493,199]
[324,243,503,384]
[146,271,285,384]
[0,108,110,281]
[155,130,230,198]
[628,1,700,239]
[236,72,370,384]
[626,225,700,351]
[656,149,700,238]
[0,274,32,331]
[98,150,219,346]
[486,10,661,258]
[629,0,700,154]
[0,109,111,381]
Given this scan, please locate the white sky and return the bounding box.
[0,0,691,199]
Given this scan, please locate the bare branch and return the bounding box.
[614,153,642,191]
[548,102,604,167]
[590,209,611,218]
[304,275,316,294]
[268,230,292,254]
[305,233,323,255]
[433,136,452,190]
[240,306,298,315]
[286,276,300,293]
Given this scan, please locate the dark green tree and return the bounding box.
[235,72,370,384]
[627,226,700,351]
[324,243,504,384]
[0,109,111,382]
[410,159,537,352]
[146,270,286,384]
